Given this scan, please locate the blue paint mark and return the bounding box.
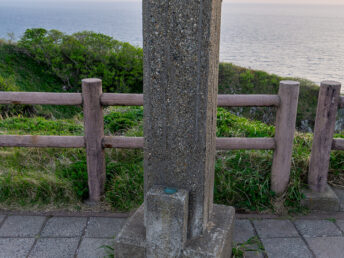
[164,187,177,195]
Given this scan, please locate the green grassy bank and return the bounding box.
[0,29,343,214]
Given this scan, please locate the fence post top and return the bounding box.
[280,80,300,87]
[82,78,102,84]
[321,80,341,87]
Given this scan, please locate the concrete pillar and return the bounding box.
[143,0,222,239]
[115,1,235,257]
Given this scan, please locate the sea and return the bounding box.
[0,1,344,92]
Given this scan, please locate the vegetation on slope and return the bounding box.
[0,29,343,214]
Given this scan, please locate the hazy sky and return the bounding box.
[1,0,343,5]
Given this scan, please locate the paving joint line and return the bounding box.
[0,214,8,230]
[26,216,49,258]
[333,220,344,236]
[74,216,90,258]
[290,220,316,258]
[248,219,267,257]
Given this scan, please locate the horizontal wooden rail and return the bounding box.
[101,93,144,106]
[102,136,275,150]
[100,93,280,107]
[0,92,281,108]
[339,96,344,109]
[0,92,82,105]
[217,94,280,107]
[216,137,275,150]
[0,135,85,148]
[332,138,344,151]
[103,136,144,149]
[0,135,275,150]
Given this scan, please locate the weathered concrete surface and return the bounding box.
[78,238,113,258]
[306,237,344,258]
[28,238,79,258]
[294,219,342,237]
[261,238,313,258]
[233,220,264,258]
[233,219,255,244]
[2,213,344,258]
[41,217,87,237]
[85,217,126,238]
[114,206,146,258]
[143,0,223,238]
[0,216,45,237]
[302,184,340,211]
[0,238,35,257]
[336,220,344,232]
[0,215,5,225]
[253,219,299,239]
[114,204,235,258]
[333,187,344,211]
[146,186,189,257]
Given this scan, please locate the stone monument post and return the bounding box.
[115,0,235,257]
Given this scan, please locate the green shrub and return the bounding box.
[18,29,143,93]
[0,75,35,117]
[104,107,143,134]
[218,63,320,131]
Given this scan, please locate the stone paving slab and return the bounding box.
[261,237,313,258]
[0,216,45,237]
[253,219,299,239]
[233,219,255,244]
[41,216,87,237]
[0,215,5,226]
[306,237,344,258]
[29,237,80,258]
[0,238,35,258]
[233,220,265,258]
[85,217,126,238]
[336,220,344,232]
[294,219,342,237]
[77,238,113,258]
[1,214,344,257]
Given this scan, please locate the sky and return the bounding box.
[0,0,343,5]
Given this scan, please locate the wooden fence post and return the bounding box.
[308,81,341,192]
[82,78,106,202]
[271,81,300,195]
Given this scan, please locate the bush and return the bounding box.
[0,75,35,117]
[104,107,143,134]
[18,29,143,93]
[218,63,320,131]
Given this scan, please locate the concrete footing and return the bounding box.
[114,204,235,258]
[302,185,340,212]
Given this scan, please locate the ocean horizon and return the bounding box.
[1,1,343,91]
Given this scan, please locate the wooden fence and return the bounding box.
[0,79,300,201]
[308,81,344,192]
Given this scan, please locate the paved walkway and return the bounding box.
[1,212,344,257]
[0,214,126,258]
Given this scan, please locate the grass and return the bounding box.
[232,236,265,257]
[0,42,81,119]
[0,106,342,214]
[0,37,343,214]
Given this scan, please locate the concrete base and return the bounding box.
[114,204,235,258]
[302,185,340,212]
[333,187,344,212]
